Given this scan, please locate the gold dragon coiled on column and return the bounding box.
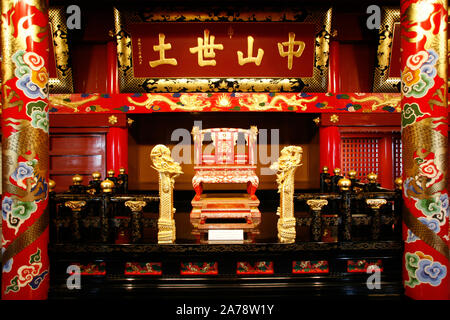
[270,146,303,243]
[150,144,183,244]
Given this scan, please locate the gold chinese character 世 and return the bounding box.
[278,32,305,70]
[149,33,178,68]
[237,36,264,66]
[189,29,224,67]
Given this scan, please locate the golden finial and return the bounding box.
[127,118,134,127]
[367,172,378,183]
[107,169,115,177]
[330,114,339,124]
[333,168,341,176]
[119,167,126,174]
[348,170,357,179]
[100,179,114,193]
[72,174,83,185]
[108,115,118,125]
[48,179,56,192]
[394,177,402,190]
[92,171,101,180]
[337,177,351,191]
[322,166,329,173]
[313,117,321,125]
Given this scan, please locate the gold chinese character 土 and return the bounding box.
[237,36,264,66]
[149,33,178,68]
[278,32,305,70]
[189,29,223,67]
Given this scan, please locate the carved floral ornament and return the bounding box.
[64,201,86,211]
[306,199,328,211]
[366,199,387,209]
[125,200,147,212]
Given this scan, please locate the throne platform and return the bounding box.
[190,127,261,238]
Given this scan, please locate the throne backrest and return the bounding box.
[192,126,258,166]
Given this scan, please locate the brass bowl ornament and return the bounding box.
[394,177,402,190]
[367,172,378,183]
[348,170,357,179]
[338,177,351,191]
[92,171,101,181]
[48,179,56,192]
[72,174,83,185]
[101,179,115,193]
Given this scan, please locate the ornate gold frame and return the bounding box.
[373,7,401,93]
[112,6,332,93]
[48,7,73,93]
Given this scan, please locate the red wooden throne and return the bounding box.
[190,126,261,238]
[191,126,259,200]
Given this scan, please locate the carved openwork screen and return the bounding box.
[393,136,402,179]
[112,6,332,92]
[341,137,380,182]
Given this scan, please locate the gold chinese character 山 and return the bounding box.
[237,36,264,66]
[149,33,178,68]
[278,32,305,70]
[189,29,224,66]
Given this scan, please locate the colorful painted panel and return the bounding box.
[180,262,218,275]
[347,259,383,273]
[236,261,274,275]
[71,262,106,276]
[124,262,162,275]
[292,260,329,274]
[48,92,401,114]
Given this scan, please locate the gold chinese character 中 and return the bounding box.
[149,33,178,68]
[189,29,224,67]
[278,32,305,70]
[237,36,264,66]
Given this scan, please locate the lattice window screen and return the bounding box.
[393,136,402,179]
[341,137,380,182]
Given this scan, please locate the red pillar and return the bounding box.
[107,127,128,175]
[328,38,340,93]
[379,136,394,189]
[400,0,448,299]
[1,0,50,299]
[107,41,120,94]
[319,37,341,173]
[106,41,128,174]
[319,126,341,172]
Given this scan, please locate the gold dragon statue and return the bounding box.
[270,146,303,243]
[150,144,183,244]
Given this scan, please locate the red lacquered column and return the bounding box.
[107,127,128,175]
[319,126,341,172]
[107,41,119,94]
[1,0,50,299]
[379,136,394,189]
[400,0,449,299]
[319,36,341,172]
[328,37,340,93]
[106,41,128,174]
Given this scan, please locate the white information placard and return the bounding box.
[208,229,244,241]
